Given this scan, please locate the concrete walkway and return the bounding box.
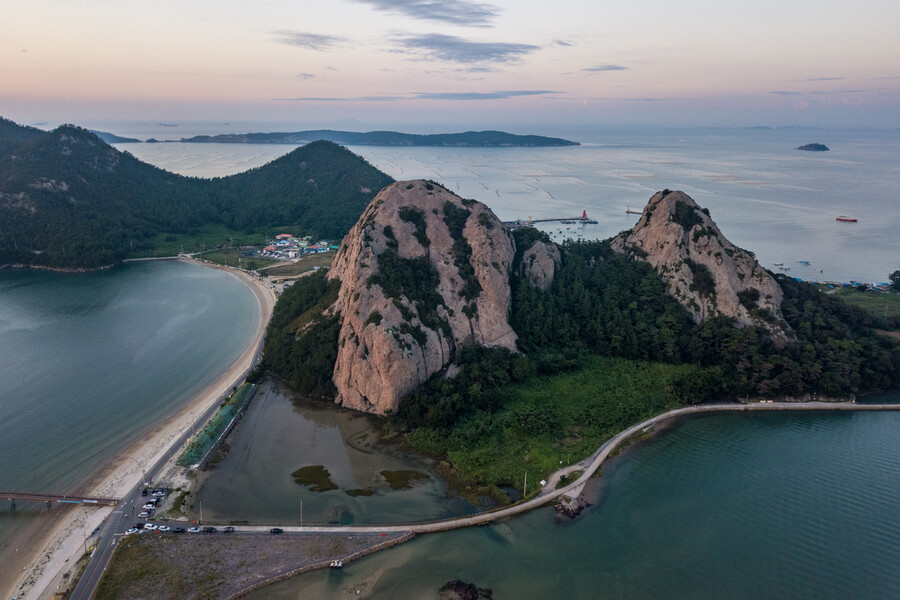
[217,401,900,536]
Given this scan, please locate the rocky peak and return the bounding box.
[611,190,788,335]
[327,180,519,414]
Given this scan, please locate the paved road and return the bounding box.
[68,370,264,599]
[71,400,900,597]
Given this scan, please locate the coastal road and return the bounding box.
[68,377,250,600]
[67,387,231,600]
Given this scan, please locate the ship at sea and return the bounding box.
[836,216,858,222]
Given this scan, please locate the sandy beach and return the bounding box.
[1,260,275,600]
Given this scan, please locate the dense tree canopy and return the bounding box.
[0,120,393,268]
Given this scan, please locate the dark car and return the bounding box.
[173,527,186,533]
[132,522,145,530]
[202,526,217,533]
[223,526,235,533]
[270,528,283,534]
[141,489,148,496]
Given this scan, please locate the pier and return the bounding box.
[1,490,119,507]
[503,210,598,229]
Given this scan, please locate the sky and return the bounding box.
[3,0,900,131]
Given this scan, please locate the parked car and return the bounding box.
[138,511,150,518]
[173,527,186,533]
[270,528,284,534]
[223,526,235,533]
[123,528,139,536]
[187,527,201,533]
[158,525,171,532]
[202,526,217,533]
[143,524,158,531]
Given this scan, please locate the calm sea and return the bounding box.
[0,261,260,553]
[114,126,900,284]
[248,407,900,600]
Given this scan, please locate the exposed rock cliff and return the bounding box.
[611,190,788,335]
[327,180,521,414]
[517,239,561,291]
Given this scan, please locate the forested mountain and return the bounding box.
[181,129,579,147]
[0,117,45,155]
[0,119,393,268]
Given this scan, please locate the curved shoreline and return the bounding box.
[2,259,275,600]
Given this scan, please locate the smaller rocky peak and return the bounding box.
[612,190,789,336]
[512,229,561,291]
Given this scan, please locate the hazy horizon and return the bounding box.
[3,1,899,130]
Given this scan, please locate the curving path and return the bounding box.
[221,401,900,536]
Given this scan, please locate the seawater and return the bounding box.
[0,261,259,552]
[248,406,900,600]
[117,126,900,284]
[194,383,477,526]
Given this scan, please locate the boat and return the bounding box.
[773,262,784,266]
[836,216,858,222]
[626,206,642,215]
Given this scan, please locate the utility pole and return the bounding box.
[300,500,303,528]
[523,471,527,500]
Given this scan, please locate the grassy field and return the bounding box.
[199,247,279,270]
[259,251,335,277]
[823,287,900,323]
[406,355,706,499]
[128,224,268,259]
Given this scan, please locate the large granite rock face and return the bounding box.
[518,239,561,291]
[327,180,519,414]
[611,190,788,335]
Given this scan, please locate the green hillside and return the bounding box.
[0,119,393,268]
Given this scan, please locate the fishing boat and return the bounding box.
[835,216,858,222]
[626,205,642,215]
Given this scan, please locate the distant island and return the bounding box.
[179,129,579,147]
[796,143,829,152]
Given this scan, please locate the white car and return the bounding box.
[123,528,139,536]
[142,503,156,510]
[143,523,158,531]
[187,526,201,533]
[138,511,150,518]
[158,525,171,532]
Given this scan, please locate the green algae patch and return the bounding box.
[380,470,429,490]
[346,488,376,497]
[291,465,338,491]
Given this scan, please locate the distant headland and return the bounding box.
[178,129,579,147]
[796,143,829,152]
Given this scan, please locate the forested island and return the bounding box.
[255,182,900,502]
[797,143,830,151]
[0,117,393,269]
[179,129,578,147]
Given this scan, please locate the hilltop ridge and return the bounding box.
[0,118,393,269]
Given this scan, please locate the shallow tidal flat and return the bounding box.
[96,531,411,600]
[192,381,477,526]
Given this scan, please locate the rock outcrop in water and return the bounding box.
[611,190,788,336]
[327,180,547,415]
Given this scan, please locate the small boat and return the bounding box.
[626,206,642,215]
[798,260,810,265]
[773,262,784,266]
[836,216,858,222]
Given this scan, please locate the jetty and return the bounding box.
[504,210,598,228]
[1,490,119,507]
